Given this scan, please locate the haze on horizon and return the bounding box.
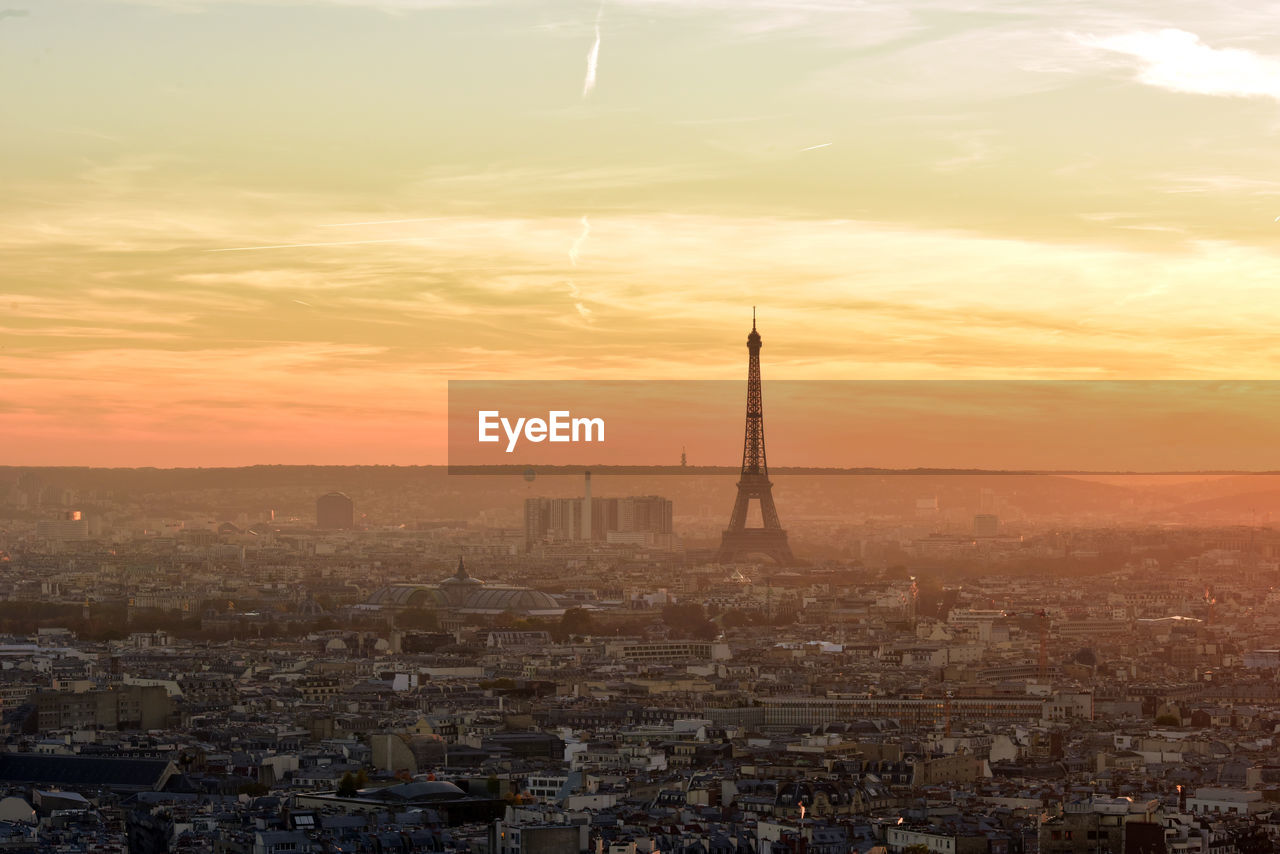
[4,0,1280,466]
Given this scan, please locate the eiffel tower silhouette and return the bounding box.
[716,310,794,565]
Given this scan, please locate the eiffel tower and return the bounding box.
[716,310,794,565]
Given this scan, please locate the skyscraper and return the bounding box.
[316,492,355,530]
[525,494,673,546]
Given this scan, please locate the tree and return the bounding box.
[662,602,717,640]
[1073,648,1098,667]
[554,608,594,641]
[1230,828,1276,854]
[397,609,439,631]
[336,769,368,797]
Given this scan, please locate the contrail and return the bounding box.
[204,238,427,253]
[800,142,833,151]
[568,215,590,266]
[565,282,592,320]
[566,214,594,320]
[567,282,593,320]
[292,299,314,308]
[320,217,440,227]
[583,4,603,96]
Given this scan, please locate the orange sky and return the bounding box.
[6,1,1280,466]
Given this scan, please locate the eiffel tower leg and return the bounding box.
[758,490,782,530]
[726,490,751,532]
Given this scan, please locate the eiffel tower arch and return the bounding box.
[716,311,794,565]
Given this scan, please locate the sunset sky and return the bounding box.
[5,0,1280,466]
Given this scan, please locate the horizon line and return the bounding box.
[3,464,1279,477]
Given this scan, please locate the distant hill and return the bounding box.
[3,465,1277,527]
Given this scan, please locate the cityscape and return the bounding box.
[9,0,1280,851]
[1,320,1280,852]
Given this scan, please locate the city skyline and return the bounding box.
[6,4,1280,845]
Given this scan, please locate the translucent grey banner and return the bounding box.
[447,380,1280,475]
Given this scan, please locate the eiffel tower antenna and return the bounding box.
[716,310,794,565]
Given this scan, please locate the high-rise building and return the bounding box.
[582,470,592,542]
[525,494,673,547]
[316,492,355,530]
[973,513,999,537]
[35,510,89,542]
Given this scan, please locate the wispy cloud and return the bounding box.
[1157,174,1280,195]
[407,163,716,196]
[933,130,1004,172]
[609,0,917,43]
[108,0,489,10]
[566,216,594,321]
[204,237,431,252]
[320,217,440,227]
[672,114,779,127]
[1083,29,1280,100]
